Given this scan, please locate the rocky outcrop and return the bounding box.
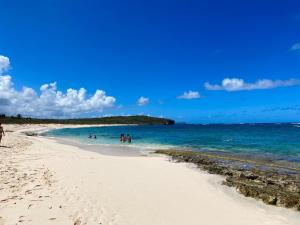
[23,131,38,136]
[155,150,300,211]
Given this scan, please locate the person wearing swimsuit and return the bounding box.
[0,123,5,144]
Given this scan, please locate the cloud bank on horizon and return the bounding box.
[1,54,300,119]
[205,78,300,91]
[0,56,116,118]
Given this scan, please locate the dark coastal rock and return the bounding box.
[23,131,38,136]
[239,172,258,180]
[155,149,300,211]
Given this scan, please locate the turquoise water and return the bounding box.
[45,124,300,163]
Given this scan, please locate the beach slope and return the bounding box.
[0,125,299,225]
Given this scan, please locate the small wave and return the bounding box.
[223,138,233,142]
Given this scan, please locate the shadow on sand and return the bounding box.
[0,145,12,148]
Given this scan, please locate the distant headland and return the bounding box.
[0,114,175,125]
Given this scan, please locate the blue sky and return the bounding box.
[1,0,300,123]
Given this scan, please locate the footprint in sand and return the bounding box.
[0,216,5,225]
[73,217,82,225]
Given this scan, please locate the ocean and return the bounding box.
[44,123,300,164]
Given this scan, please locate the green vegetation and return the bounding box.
[0,114,175,125]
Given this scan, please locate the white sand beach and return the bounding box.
[0,124,299,225]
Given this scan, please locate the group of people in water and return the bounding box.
[88,133,132,143]
[120,134,132,143]
[1,123,134,146]
[88,134,97,139]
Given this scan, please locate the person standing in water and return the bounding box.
[0,123,5,144]
[120,134,126,143]
[127,134,132,143]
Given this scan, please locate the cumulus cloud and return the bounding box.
[0,75,116,117]
[204,78,300,91]
[137,96,149,106]
[0,55,10,74]
[0,55,116,117]
[290,42,300,51]
[0,54,116,117]
[177,91,201,99]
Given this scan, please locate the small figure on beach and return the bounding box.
[0,123,5,144]
[88,134,92,138]
[94,135,97,139]
[127,134,132,143]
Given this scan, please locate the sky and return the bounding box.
[1,0,300,123]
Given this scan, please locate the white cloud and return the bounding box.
[137,96,149,106]
[0,75,116,117]
[177,91,201,99]
[204,78,300,91]
[290,42,300,51]
[0,54,116,118]
[0,55,116,118]
[0,55,10,74]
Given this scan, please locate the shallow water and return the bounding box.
[44,123,300,163]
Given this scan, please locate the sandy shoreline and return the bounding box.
[0,124,299,225]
